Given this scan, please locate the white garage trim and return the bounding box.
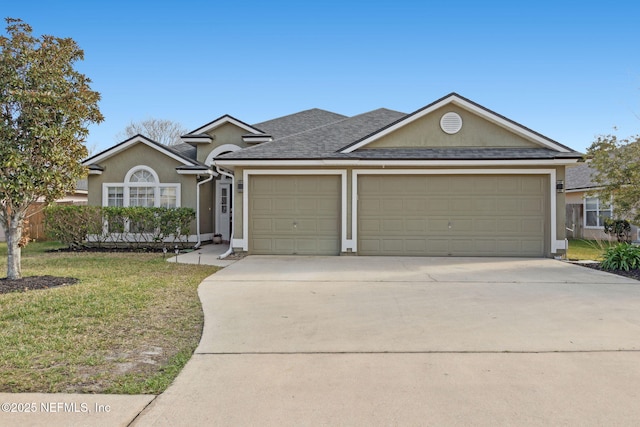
[351,169,561,254]
[239,169,348,252]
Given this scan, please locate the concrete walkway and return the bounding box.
[132,256,640,426]
[167,243,237,267]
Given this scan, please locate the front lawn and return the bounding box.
[566,239,616,261]
[0,242,218,394]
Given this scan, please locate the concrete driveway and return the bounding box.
[134,257,640,426]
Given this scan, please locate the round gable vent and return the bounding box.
[440,112,463,134]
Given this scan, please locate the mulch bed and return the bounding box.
[577,262,640,281]
[0,276,79,294]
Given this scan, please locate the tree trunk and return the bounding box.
[6,214,23,280]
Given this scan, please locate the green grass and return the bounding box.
[567,239,617,261]
[0,242,218,394]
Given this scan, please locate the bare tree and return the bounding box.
[118,118,187,146]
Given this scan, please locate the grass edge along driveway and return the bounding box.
[0,242,218,394]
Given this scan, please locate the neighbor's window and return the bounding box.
[585,197,612,227]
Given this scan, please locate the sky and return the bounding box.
[3,1,639,154]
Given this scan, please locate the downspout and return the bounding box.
[194,172,214,249]
[214,164,235,259]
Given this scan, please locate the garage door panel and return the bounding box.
[360,219,380,232]
[474,239,497,253]
[475,218,497,233]
[360,239,381,252]
[428,218,450,232]
[426,199,451,214]
[406,219,426,232]
[382,239,404,252]
[405,239,427,252]
[497,179,518,192]
[382,219,404,232]
[252,218,273,233]
[474,177,498,193]
[522,198,544,213]
[474,199,497,212]
[273,239,295,252]
[272,198,295,213]
[521,179,545,193]
[522,219,544,233]
[450,219,473,233]
[274,179,296,193]
[250,176,340,255]
[316,219,339,233]
[358,175,546,256]
[405,199,426,212]
[252,198,272,212]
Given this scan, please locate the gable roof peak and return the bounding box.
[184,114,265,137]
[340,93,576,154]
[82,133,202,168]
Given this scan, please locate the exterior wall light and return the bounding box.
[556,180,564,193]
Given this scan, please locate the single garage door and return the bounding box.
[249,175,341,255]
[358,175,547,257]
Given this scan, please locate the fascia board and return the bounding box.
[83,136,195,167]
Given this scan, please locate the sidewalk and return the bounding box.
[0,393,154,427]
[166,243,237,267]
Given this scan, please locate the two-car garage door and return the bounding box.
[248,174,547,257]
[358,175,547,257]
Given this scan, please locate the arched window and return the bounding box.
[103,166,180,209]
[130,169,155,183]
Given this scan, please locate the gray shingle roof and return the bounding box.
[565,162,597,190]
[253,108,349,139]
[171,142,198,161]
[221,108,407,160]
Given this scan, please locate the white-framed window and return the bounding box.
[107,186,124,207]
[102,166,180,209]
[585,196,612,228]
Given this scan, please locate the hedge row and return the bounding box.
[45,205,195,249]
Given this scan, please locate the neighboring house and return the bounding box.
[565,162,639,241]
[83,93,583,257]
[0,179,88,242]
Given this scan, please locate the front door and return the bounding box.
[215,179,232,241]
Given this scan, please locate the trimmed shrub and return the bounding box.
[600,242,640,271]
[45,205,104,248]
[45,205,195,249]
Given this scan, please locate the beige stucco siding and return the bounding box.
[86,142,204,234]
[248,175,341,255]
[357,174,548,256]
[364,105,539,149]
[197,123,253,165]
